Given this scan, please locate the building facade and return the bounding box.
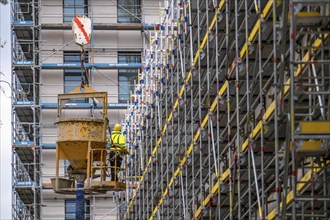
[11,0,160,219]
[9,0,330,219]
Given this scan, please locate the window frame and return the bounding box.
[63,0,88,23]
[117,52,141,103]
[65,199,90,220]
[63,51,88,94]
[117,0,141,23]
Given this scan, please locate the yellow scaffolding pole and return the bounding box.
[127,1,328,218]
[267,161,330,220]
[193,34,328,219]
[125,1,226,216]
[149,1,275,219]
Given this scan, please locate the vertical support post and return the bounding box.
[234,0,241,218]
[257,1,265,218]
[215,3,221,219]
[244,0,252,219]
[76,180,85,220]
[225,0,233,218]
[196,0,204,217]
[32,0,40,218]
[273,0,280,217]
[205,0,211,217]
[289,1,297,218]
[55,146,60,190]
[100,149,103,182]
[86,141,91,188]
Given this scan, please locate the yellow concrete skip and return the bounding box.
[298,121,330,135]
[267,160,330,220]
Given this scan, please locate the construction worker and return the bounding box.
[109,123,128,181]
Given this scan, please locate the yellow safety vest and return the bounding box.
[110,131,127,154]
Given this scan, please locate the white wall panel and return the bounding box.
[41,0,63,24]
[143,0,161,24]
[91,0,117,23]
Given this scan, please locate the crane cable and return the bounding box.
[80,45,89,88]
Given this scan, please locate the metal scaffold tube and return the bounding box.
[123,0,330,219]
[272,0,280,217]
[11,0,41,219]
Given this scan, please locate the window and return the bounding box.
[117,0,141,23]
[118,52,141,103]
[63,0,88,23]
[65,199,90,220]
[63,51,88,94]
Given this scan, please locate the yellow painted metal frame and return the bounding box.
[298,121,330,134]
[192,35,328,219]
[57,86,108,118]
[149,10,328,220]
[267,161,330,220]
[124,1,226,216]
[54,86,126,193]
[292,140,323,153]
[149,1,274,219]
[126,0,327,217]
[126,0,270,217]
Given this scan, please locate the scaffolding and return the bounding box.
[11,0,41,219]
[10,1,160,219]
[124,0,330,219]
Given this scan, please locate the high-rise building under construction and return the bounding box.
[0,0,329,219]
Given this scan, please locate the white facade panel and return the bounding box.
[143,0,161,24]
[42,70,64,102]
[41,0,63,24]
[118,31,142,48]
[91,0,117,24]
[42,200,66,219]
